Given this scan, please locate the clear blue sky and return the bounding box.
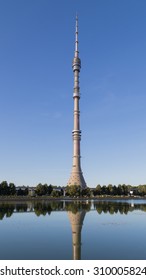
[0,0,146,187]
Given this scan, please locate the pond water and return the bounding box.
[0,199,146,260]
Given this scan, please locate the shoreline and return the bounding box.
[0,196,146,202]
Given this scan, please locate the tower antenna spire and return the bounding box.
[75,14,79,57]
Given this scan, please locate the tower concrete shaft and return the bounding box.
[67,16,87,188]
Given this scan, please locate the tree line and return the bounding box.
[0,181,146,197]
[93,184,146,196]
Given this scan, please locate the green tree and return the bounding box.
[0,181,9,195]
[48,184,53,195]
[66,185,81,197]
[9,183,16,195]
[94,184,101,195]
[51,190,60,197]
[138,185,146,196]
[107,184,113,195]
[35,183,48,196]
[101,185,107,195]
[81,187,91,197]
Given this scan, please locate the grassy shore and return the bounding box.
[0,195,146,202]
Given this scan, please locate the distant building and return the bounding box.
[28,187,36,197]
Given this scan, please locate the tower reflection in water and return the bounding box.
[1,201,146,260]
[68,210,86,260]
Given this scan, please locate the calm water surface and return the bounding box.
[0,200,146,260]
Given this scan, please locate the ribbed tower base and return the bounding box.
[68,171,87,189]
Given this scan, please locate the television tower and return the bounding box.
[67,16,87,188]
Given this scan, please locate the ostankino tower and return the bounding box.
[67,16,87,189]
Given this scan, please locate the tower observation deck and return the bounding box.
[67,16,87,189]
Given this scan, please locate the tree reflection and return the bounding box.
[34,202,52,216]
[65,201,91,214]
[15,203,28,212]
[94,201,146,214]
[0,204,15,220]
[0,201,146,221]
[33,201,64,216]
